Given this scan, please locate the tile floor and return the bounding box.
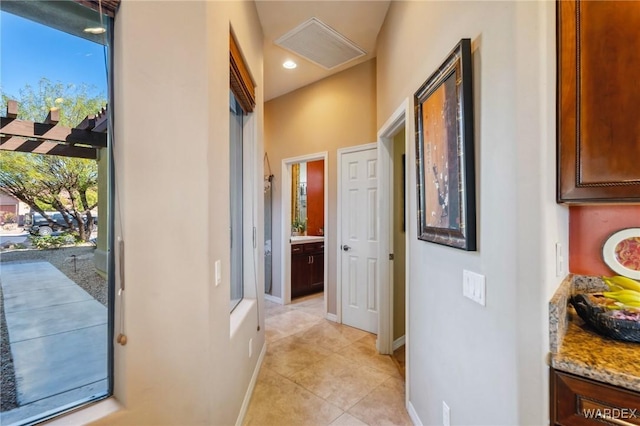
[244,293,412,426]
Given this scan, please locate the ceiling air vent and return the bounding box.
[275,17,366,70]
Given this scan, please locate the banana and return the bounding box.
[603,290,640,306]
[604,275,640,293]
[602,277,624,291]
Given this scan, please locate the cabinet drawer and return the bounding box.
[551,370,640,425]
[304,242,324,253]
[291,245,304,254]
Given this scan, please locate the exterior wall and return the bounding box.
[265,59,377,313]
[377,1,566,425]
[569,205,640,276]
[92,1,265,425]
[0,192,19,217]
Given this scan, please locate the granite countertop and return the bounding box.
[549,275,640,393]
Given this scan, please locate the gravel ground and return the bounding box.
[0,245,107,412]
[1,285,17,411]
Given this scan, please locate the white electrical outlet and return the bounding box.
[249,338,253,358]
[463,270,486,306]
[215,260,221,287]
[443,401,450,426]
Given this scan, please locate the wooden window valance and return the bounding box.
[230,32,256,114]
[73,0,120,17]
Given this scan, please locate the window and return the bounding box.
[0,1,114,424]
[228,31,254,312]
[230,92,244,311]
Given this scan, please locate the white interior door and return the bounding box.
[340,147,379,333]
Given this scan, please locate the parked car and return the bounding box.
[24,211,97,236]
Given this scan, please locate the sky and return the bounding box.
[0,11,107,99]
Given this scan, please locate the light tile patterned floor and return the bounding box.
[244,293,412,426]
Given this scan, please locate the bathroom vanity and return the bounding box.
[291,236,324,299]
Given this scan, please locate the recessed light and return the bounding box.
[283,60,297,69]
[84,27,106,35]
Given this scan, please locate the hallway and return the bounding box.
[244,294,412,425]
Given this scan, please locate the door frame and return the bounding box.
[377,99,410,356]
[280,152,328,313]
[336,142,377,326]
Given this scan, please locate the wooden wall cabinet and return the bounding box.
[291,242,324,299]
[550,369,640,425]
[557,0,640,203]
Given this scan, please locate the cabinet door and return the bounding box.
[557,0,640,202]
[551,370,640,425]
[291,253,309,299]
[309,252,324,292]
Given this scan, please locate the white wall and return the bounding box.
[377,1,567,425]
[91,1,265,424]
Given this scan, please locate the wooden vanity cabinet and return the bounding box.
[551,369,640,425]
[557,0,640,203]
[291,242,324,298]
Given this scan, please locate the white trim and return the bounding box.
[406,400,423,426]
[325,313,338,323]
[393,335,406,351]
[280,153,328,316]
[379,101,409,138]
[377,98,410,356]
[264,293,283,304]
[336,142,378,327]
[235,342,267,426]
[338,142,377,155]
[230,299,257,339]
[29,398,122,426]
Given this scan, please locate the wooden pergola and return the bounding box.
[0,100,108,160]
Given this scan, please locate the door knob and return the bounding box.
[342,245,351,252]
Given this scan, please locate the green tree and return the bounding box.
[0,78,106,242]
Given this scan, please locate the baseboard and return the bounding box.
[235,342,267,426]
[264,294,282,304]
[393,335,406,351]
[407,400,423,426]
[325,313,338,323]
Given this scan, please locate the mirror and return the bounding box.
[291,163,307,235]
[291,160,325,237]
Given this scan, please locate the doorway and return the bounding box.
[377,98,410,395]
[280,153,328,315]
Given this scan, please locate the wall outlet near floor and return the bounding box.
[249,338,253,358]
[443,401,450,426]
[463,269,486,306]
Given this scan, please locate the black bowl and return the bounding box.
[570,293,640,344]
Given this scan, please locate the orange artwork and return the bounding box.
[421,72,459,230]
[414,39,475,250]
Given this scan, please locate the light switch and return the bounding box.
[555,243,564,277]
[215,260,221,287]
[463,270,486,306]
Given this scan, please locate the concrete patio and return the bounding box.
[0,261,107,425]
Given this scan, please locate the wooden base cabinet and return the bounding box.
[551,369,640,425]
[291,242,324,299]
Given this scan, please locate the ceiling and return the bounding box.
[255,1,391,101]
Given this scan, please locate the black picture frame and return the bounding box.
[414,38,476,251]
